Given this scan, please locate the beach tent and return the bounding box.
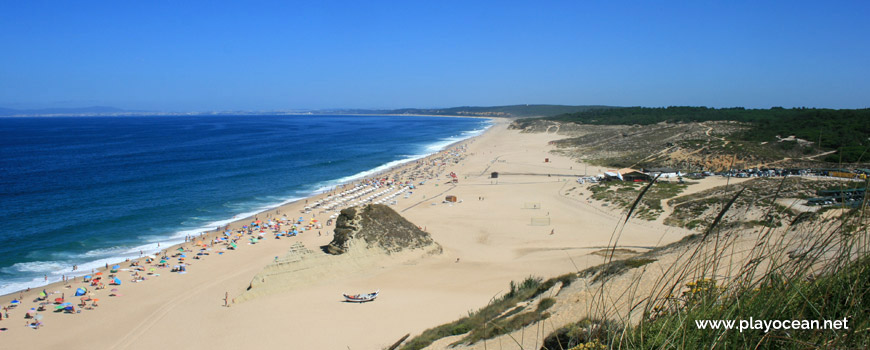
[74,287,87,296]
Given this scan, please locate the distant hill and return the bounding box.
[328,104,614,118]
[518,106,870,163]
[0,104,613,118]
[0,106,127,116]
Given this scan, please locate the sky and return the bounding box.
[1,1,868,111]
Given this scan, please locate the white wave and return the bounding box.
[1,261,68,274]
[0,121,493,297]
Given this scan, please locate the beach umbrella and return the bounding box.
[159,259,167,264]
[10,300,20,305]
[95,272,103,276]
[112,277,121,285]
[84,275,92,280]
[74,287,87,296]
[111,264,120,270]
[179,254,186,258]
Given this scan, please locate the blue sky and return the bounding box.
[1,1,868,111]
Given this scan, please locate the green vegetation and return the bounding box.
[622,255,870,349]
[664,178,858,230]
[342,104,613,118]
[588,180,690,220]
[541,318,617,350]
[580,258,657,283]
[399,274,577,350]
[517,106,870,163]
[543,176,870,350]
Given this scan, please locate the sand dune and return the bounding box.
[1,119,695,349]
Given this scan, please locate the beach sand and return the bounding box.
[0,119,695,349]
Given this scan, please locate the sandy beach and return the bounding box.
[0,118,696,349]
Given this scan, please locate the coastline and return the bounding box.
[0,116,496,298]
[1,119,695,349]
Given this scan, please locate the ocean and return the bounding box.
[0,114,490,295]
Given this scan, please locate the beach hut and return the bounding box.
[445,195,457,203]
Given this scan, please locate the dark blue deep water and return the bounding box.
[0,114,489,294]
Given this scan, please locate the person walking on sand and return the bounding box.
[224,292,229,307]
[550,229,554,235]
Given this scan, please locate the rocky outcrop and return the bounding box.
[236,204,441,303]
[326,204,438,255]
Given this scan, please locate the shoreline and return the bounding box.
[0,117,497,298]
[3,119,684,349]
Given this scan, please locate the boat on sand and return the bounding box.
[343,290,379,303]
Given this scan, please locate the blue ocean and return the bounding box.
[0,114,490,295]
